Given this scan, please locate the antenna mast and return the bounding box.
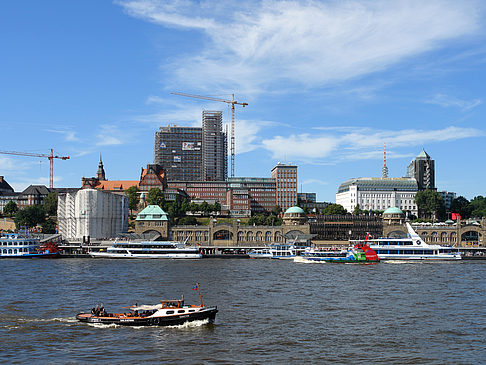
[382,143,389,178]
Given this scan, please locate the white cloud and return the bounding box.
[426,94,482,111]
[96,125,125,146]
[262,133,341,160]
[117,0,482,93]
[301,178,329,186]
[47,129,79,142]
[261,126,484,163]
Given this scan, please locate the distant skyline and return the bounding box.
[1,0,485,201]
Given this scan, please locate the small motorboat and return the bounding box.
[76,285,217,326]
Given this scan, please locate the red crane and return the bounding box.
[0,149,70,189]
[171,91,248,177]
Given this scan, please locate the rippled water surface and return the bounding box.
[1,259,485,364]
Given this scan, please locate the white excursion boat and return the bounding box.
[269,243,297,259]
[90,240,202,259]
[248,243,309,259]
[248,247,273,259]
[351,223,461,261]
[248,244,295,259]
[0,233,59,258]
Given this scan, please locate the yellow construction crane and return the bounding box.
[171,91,248,177]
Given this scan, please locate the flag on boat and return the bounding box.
[192,284,199,291]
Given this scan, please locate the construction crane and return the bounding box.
[171,91,248,177]
[0,149,70,189]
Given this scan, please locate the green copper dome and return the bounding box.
[136,205,169,221]
[285,206,305,214]
[383,207,404,215]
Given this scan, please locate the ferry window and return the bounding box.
[166,310,174,314]
[177,310,185,313]
[188,309,195,312]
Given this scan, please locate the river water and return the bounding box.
[0,259,485,364]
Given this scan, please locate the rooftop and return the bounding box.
[337,177,418,194]
[136,205,169,221]
[285,206,305,214]
[383,207,404,215]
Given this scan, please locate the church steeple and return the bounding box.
[96,154,106,180]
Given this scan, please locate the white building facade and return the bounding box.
[58,189,128,240]
[336,177,418,216]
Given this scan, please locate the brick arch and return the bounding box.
[461,230,480,243]
[141,229,162,240]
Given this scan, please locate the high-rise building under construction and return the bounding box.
[202,110,227,181]
[154,111,227,181]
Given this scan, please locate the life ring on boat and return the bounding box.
[153,318,160,325]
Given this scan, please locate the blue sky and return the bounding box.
[1,0,485,202]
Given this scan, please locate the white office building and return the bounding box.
[336,177,418,216]
[58,189,128,240]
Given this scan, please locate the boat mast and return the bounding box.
[196,283,204,307]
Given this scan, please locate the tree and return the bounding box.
[415,190,445,220]
[353,204,363,215]
[265,214,282,226]
[41,218,57,234]
[146,188,165,206]
[212,201,221,213]
[271,205,282,216]
[189,202,199,213]
[321,204,347,215]
[249,214,267,226]
[177,216,198,225]
[199,201,210,214]
[125,186,140,213]
[469,196,486,218]
[43,191,58,216]
[450,196,471,219]
[3,201,18,217]
[181,199,190,214]
[15,205,46,229]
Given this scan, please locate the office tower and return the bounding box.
[272,163,298,212]
[202,111,227,181]
[154,126,202,181]
[154,111,228,182]
[406,149,435,190]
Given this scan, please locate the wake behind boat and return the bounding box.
[90,239,202,259]
[76,285,217,326]
[351,223,461,261]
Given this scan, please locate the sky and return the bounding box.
[1,0,485,202]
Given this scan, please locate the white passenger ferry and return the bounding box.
[351,223,461,261]
[248,243,308,259]
[90,240,202,259]
[248,247,273,259]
